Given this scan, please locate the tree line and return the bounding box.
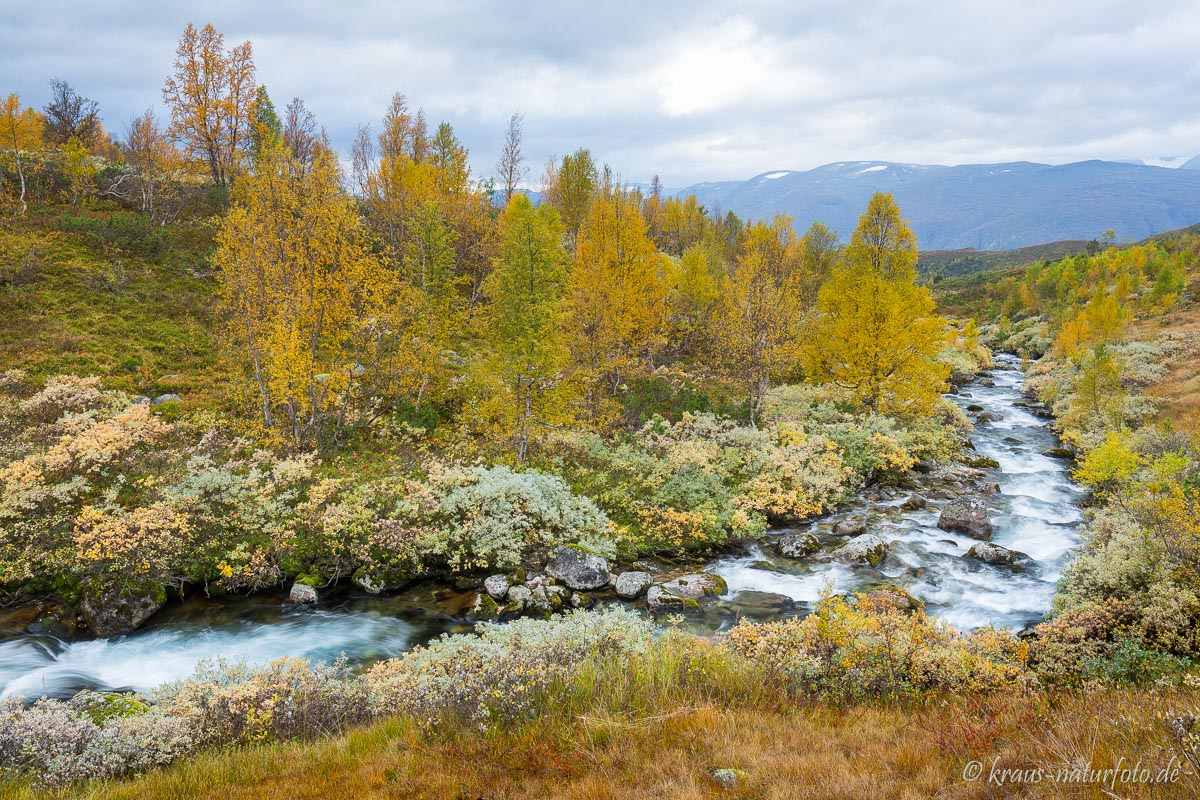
[2,22,953,458]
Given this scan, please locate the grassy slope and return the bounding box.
[8,688,1198,799]
[920,221,1200,281]
[919,239,1091,279]
[0,206,227,406]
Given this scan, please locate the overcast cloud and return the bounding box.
[2,0,1199,185]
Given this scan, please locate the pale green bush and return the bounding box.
[154,657,370,746]
[366,607,654,727]
[0,696,193,787]
[429,465,616,570]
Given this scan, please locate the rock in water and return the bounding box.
[614,571,652,599]
[288,583,318,604]
[964,542,1032,570]
[937,497,995,539]
[832,518,867,537]
[544,545,610,590]
[776,531,821,558]
[901,493,928,510]
[78,580,167,636]
[861,585,922,611]
[831,534,889,566]
[646,573,727,612]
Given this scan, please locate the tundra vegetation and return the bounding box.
[0,21,1198,799]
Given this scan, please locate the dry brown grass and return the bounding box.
[11,685,1196,800]
[1131,305,1200,433]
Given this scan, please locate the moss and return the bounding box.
[470,593,499,621]
[72,692,150,725]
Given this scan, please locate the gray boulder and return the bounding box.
[614,571,652,599]
[544,545,610,591]
[938,497,995,540]
[861,585,922,611]
[965,542,1033,570]
[646,572,727,612]
[351,566,412,595]
[288,583,318,604]
[506,584,533,611]
[831,534,889,567]
[151,393,181,406]
[78,580,167,637]
[483,574,510,600]
[901,493,928,510]
[832,518,867,537]
[776,530,821,558]
[728,590,795,617]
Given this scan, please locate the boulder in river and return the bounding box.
[832,518,867,537]
[646,573,727,612]
[544,544,610,590]
[728,590,796,618]
[938,497,995,539]
[469,592,500,620]
[901,493,927,510]
[831,534,889,567]
[351,566,412,595]
[614,571,651,599]
[78,580,167,636]
[1042,446,1075,459]
[964,542,1033,570]
[860,584,922,612]
[776,530,821,558]
[288,583,318,604]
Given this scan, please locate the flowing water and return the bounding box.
[0,355,1082,700]
[707,353,1083,632]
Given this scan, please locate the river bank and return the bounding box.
[0,354,1084,700]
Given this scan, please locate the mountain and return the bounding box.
[1183,155,1200,170]
[671,160,1200,250]
[1137,155,1198,169]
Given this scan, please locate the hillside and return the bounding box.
[673,160,1200,250]
[918,239,1091,278]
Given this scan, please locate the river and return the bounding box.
[0,355,1082,700]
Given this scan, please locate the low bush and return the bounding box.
[724,590,1030,699]
[367,607,653,727]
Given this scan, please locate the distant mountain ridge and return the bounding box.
[670,160,1200,250]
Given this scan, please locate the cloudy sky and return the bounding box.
[2,1,1199,186]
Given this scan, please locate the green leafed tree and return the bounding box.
[476,195,574,461]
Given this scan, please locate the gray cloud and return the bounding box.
[1,0,1198,185]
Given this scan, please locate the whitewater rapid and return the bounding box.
[707,354,1083,631]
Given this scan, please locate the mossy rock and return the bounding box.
[469,593,499,621]
[964,455,1001,469]
[78,579,167,637]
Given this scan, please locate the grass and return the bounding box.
[5,688,1197,800]
[1129,306,1200,433]
[3,634,1198,800]
[0,205,229,408]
